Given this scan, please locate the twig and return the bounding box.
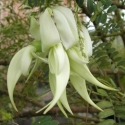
[0,60,9,66]
[68,114,102,123]
[0,89,99,116]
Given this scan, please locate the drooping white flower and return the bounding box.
[68,52,116,90]
[52,8,77,49]
[36,43,72,116]
[39,7,79,52]
[49,72,73,116]
[7,41,47,111]
[48,43,65,75]
[39,8,61,52]
[66,44,116,112]
[7,5,117,117]
[70,75,102,111]
[67,46,89,64]
[7,45,36,111]
[53,6,79,43]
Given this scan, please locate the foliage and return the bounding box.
[0,0,125,125]
[32,116,59,125]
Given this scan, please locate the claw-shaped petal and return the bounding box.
[49,72,68,117]
[59,89,73,115]
[69,58,116,90]
[70,75,102,111]
[67,46,89,64]
[7,45,36,111]
[21,45,36,76]
[52,9,76,49]
[36,72,68,117]
[44,51,70,114]
[48,43,65,74]
[53,6,79,43]
[40,8,60,52]
[49,71,73,115]
[7,47,26,111]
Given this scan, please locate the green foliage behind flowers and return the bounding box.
[0,0,125,125]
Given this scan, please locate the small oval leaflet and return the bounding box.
[107,5,117,13]
[98,109,115,119]
[98,119,115,125]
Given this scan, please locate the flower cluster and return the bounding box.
[7,6,115,117]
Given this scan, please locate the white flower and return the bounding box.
[52,6,79,49]
[53,6,79,43]
[39,8,61,52]
[36,43,73,116]
[7,6,117,118]
[7,41,47,111]
[36,44,116,116]
[7,45,36,111]
[39,6,79,52]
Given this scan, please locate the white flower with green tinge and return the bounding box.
[7,41,47,111]
[7,6,116,117]
[7,45,36,111]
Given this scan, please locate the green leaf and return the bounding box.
[100,13,107,24]
[116,123,125,125]
[94,51,106,58]
[107,5,117,13]
[119,66,125,73]
[97,89,108,96]
[42,121,59,125]
[111,64,115,70]
[41,0,44,4]
[90,13,97,22]
[28,0,34,6]
[105,43,112,50]
[34,0,38,6]
[98,109,115,119]
[117,61,125,66]
[110,51,119,58]
[115,106,125,112]
[97,2,103,12]
[28,0,43,6]
[109,78,117,87]
[87,0,94,14]
[32,116,52,125]
[97,56,108,62]
[98,119,115,125]
[113,68,119,73]
[116,100,125,105]
[95,15,102,24]
[99,61,110,67]
[0,110,12,120]
[113,57,122,62]
[98,42,107,47]
[107,48,116,53]
[76,0,84,7]
[116,112,125,118]
[103,0,111,9]
[96,101,113,109]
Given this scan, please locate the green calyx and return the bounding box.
[30,40,41,52]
